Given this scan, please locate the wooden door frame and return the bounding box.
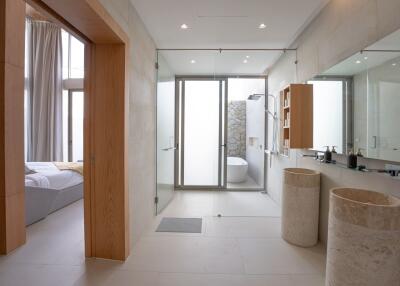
[0,0,130,260]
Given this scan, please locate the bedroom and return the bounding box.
[24,4,85,226]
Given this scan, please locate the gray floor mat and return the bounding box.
[156,217,202,233]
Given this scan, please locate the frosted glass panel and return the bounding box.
[156,80,175,212]
[62,90,69,161]
[70,36,84,78]
[72,92,84,162]
[184,81,220,186]
[309,80,343,153]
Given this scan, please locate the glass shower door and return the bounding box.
[178,79,225,189]
[156,55,175,214]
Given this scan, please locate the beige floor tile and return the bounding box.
[289,274,325,286]
[204,216,281,238]
[125,235,245,274]
[157,273,293,286]
[0,191,328,286]
[238,238,326,275]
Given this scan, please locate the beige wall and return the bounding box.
[267,0,400,244]
[98,0,157,246]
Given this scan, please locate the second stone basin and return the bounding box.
[331,187,400,208]
[326,188,400,286]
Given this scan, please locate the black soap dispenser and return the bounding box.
[324,146,332,163]
[347,149,357,169]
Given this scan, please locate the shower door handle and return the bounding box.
[221,144,227,148]
[161,147,176,151]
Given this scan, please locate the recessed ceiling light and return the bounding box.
[181,24,189,30]
[355,60,361,64]
[392,63,397,66]
[243,59,248,64]
[190,59,196,64]
[259,23,266,29]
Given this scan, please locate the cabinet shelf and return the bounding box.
[279,84,313,152]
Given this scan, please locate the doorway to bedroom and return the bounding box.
[23,3,85,250]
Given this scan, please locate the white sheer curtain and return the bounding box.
[26,19,63,162]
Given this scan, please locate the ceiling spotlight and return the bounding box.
[243,59,248,64]
[190,59,196,64]
[355,60,361,64]
[259,23,266,29]
[181,24,189,30]
[392,63,397,66]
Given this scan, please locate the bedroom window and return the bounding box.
[62,30,84,162]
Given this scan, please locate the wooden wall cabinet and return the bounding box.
[280,84,313,155]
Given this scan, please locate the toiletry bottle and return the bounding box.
[347,149,357,169]
[324,146,332,163]
[331,146,337,164]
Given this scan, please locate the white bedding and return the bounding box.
[25,162,83,189]
[25,173,50,188]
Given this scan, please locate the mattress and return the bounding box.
[24,162,84,225]
[26,162,83,189]
[25,183,83,226]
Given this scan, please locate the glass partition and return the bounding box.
[156,48,288,209]
[156,54,176,213]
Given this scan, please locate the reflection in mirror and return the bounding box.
[311,28,400,162]
[307,78,352,154]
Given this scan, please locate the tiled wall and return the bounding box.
[98,0,157,246]
[228,101,246,159]
[267,0,400,244]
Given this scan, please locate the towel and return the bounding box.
[53,162,84,176]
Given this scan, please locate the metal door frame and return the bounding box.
[175,76,226,190]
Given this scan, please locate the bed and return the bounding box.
[25,162,83,225]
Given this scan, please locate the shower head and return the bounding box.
[247,94,264,100]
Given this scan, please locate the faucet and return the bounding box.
[302,151,325,161]
[358,165,400,177]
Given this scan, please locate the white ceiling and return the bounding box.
[130,0,330,74]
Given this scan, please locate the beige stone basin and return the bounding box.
[282,168,321,247]
[326,188,400,286]
[284,168,320,176]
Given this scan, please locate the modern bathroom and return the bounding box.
[2,1,400,286]
[156,36,400,283]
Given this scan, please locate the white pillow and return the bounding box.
[25,164,35,175]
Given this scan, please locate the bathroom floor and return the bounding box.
[227,175,261,190]
[0,191,326,286]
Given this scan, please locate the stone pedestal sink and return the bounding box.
[281,168,321,247]
[326,188,400,286]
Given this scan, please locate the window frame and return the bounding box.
[307,76,354,153]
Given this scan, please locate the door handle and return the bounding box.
[161,147,177,151]
[221,144,227,148]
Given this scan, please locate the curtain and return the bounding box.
[26,19,63,162]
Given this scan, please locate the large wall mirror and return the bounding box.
[310,28,400,162]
